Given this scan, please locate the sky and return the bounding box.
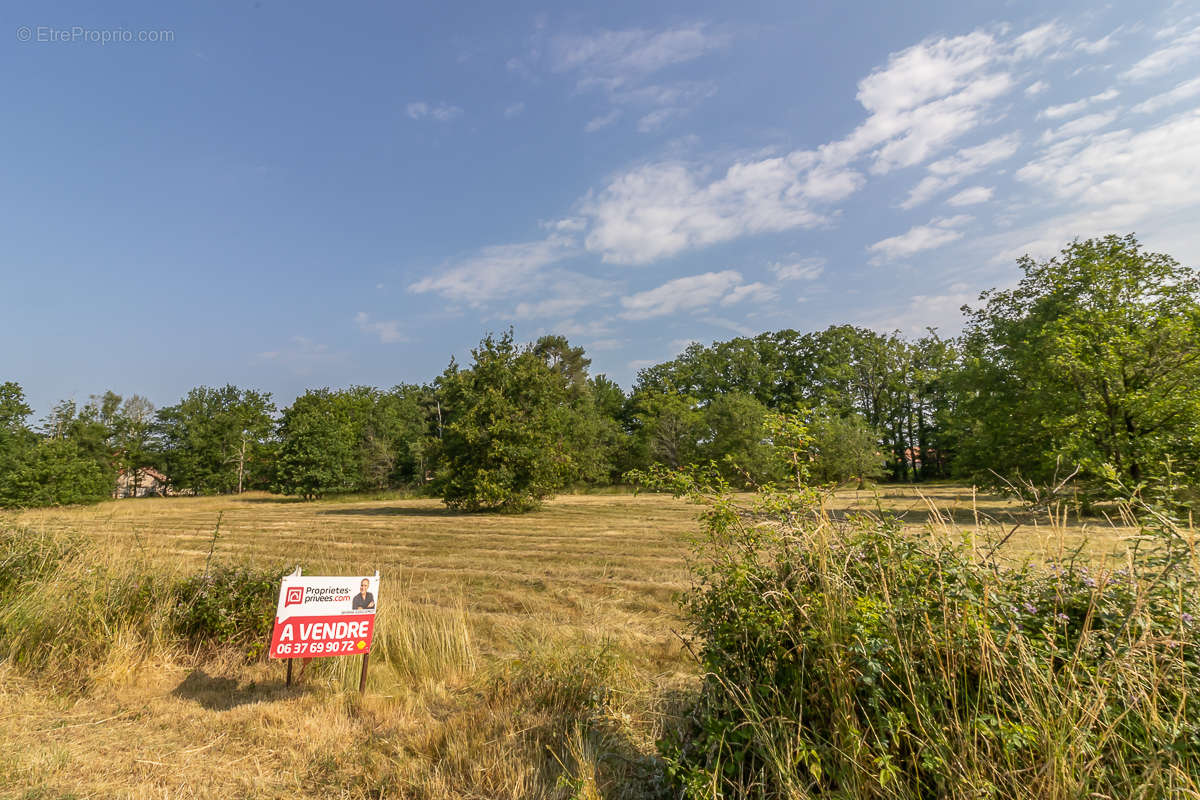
[4,1,1200,416]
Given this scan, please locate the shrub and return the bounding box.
[651,421,1200,799]
[171,564,282,657]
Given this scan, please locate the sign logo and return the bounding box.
[284,586,305,606]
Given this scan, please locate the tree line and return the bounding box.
[2,234,1197,511]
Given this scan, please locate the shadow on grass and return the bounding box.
[171,668,291,710]
[821,503,1024,528]
[232,496,308,505]
[317,505,463,518]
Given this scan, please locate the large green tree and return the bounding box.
[434,332,582,512]
[955,234,1200,497]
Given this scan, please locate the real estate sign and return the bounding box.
[269,571,379,659]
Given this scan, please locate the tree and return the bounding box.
[112,395,156,496]
[157,385,276,494]
[0,382,35,487]
[808,413,886,488]
[0,382,111,507]
[0,438,111,507]
[434,331,579,512]
[699,392,780,486]
[627,389,704,470]
[956,234,1200,498]
[274,389,360,499]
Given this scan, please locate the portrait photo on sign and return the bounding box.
[350,576,377,612]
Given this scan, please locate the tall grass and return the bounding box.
[0,526,176,686]
[0,524,481,698]
[661,484,1200,799]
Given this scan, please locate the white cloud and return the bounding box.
[511,273,618,318]
[946,186,994,206]
[721,282,777,306]
[867,283,976,335]
[636,107,685,132]
[927,133,1022,175]
[1018,109,1200,210]
[769,257,825,281]
[1038,88,1119,120]
[584,109,621,132]
[1075,30,1120,55]
[504,102,526,119]
[1025,80,1050,97]
[1121,25,1200,81]
[582,155,849,264]
[1003,109,1200,260]
[1040,99,1089,120]
[1132,76,1200,113]
[619,270,769,319]
[354,312,406,344]
[1039,109,1119,143]
[868,215,972,262]
[575,25,1059,262]
[839,31,1014,175]
[581,24,1037,264]
[1010,22,1071,60]
[409,233,576,306]
[406,101,463,121]
[550,24,729,81]
[901,133,1020,208]
[545,23,729,129]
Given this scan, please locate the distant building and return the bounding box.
[114,468,170,498]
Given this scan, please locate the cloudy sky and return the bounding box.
[4,0,1200,412]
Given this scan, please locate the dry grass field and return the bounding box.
[0,486,1145,799]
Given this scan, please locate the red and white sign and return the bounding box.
[269,571,379,659]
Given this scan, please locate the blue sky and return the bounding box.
[4,1,1200,415]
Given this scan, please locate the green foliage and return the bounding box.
[0,438,112,507]
[627,389,704,471]
[434,331,601,512]
[956,234,1200,502]
[808,413,886,487]
[273,384,435,499]
[0,527,168,679]
[699,393,782,487]
[661,440,1200,798]
[633,327,954,482]
[157,385,276,494]
[171,564,281,657]
[273,387,369,499]
[0,383,113,508]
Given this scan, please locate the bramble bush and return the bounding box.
[171,563,283,658]
[632,414,1200,799]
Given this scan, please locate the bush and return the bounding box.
[171,564,283,657]
[654,427,1200,798]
